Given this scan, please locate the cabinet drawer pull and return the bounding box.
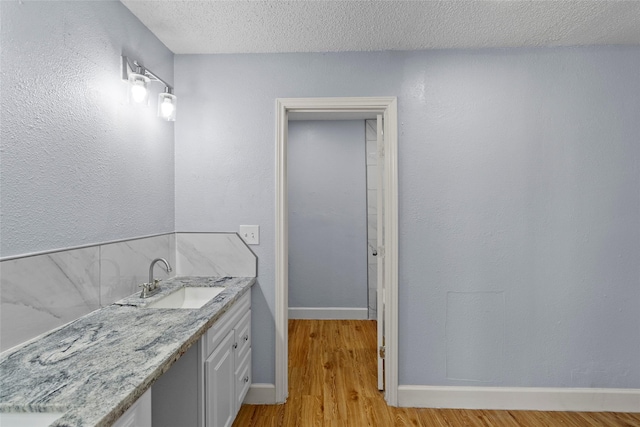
[243,376,249,383]
[233,342,238,349]
[243,334,249,342]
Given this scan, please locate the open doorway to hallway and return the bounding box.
[287,120,371,322]
[274,97,399,405]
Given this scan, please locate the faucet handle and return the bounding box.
[139,282,151,298]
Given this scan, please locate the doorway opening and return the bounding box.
[287,119,369,321]
[275,97,398,405]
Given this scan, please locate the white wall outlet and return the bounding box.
[239,225,259,245]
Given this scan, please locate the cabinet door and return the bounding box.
[205,330,235,427]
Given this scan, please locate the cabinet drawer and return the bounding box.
[205,291,250,357]
[235,310,251,365]
[234,349,251,412]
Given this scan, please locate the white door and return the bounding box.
[376,114,385,391]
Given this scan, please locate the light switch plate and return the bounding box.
[239,225,259,245]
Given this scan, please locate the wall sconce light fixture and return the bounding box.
[122,55,177,121]
[158,91,177,122]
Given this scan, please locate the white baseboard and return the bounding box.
[243,383,276,405]
[288,307,368,320]
[397,385,640,412]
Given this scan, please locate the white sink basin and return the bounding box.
[146,287,224,309]
[0,412,65,427]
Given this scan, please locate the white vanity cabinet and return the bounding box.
[113,388,152,427]
[152,291,251,427]
[203,292,252,427]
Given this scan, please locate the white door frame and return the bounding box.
[275,96,399,405]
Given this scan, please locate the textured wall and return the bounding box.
[0,1,175,257]
[288,120,367,309]
[175,47,640,387]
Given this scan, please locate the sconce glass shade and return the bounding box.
[158,92,177,121]
[128,72,150,105]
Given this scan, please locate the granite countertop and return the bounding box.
[0,276,255,427]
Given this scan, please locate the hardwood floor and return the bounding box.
[234,319,640,426]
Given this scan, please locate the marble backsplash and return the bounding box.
[175,232,257,277]
[0,232,256,352]
[100,234,176,307]
[0,247,102,352]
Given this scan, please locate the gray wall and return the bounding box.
[175,47,640,388]
[288,120,367,309]
[0,1,175,258]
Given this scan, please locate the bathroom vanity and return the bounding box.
[0,276,255,427]
[151,290,251,427]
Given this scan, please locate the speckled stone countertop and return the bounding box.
[0,276,255,427]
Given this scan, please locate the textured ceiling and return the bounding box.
[121,1,640,54]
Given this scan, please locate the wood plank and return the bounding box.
[416,408,451,427]
[474,410,519,427]
[615,412,640,427]
[391,407,424,426]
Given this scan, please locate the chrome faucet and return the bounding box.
[139,258,172,298]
